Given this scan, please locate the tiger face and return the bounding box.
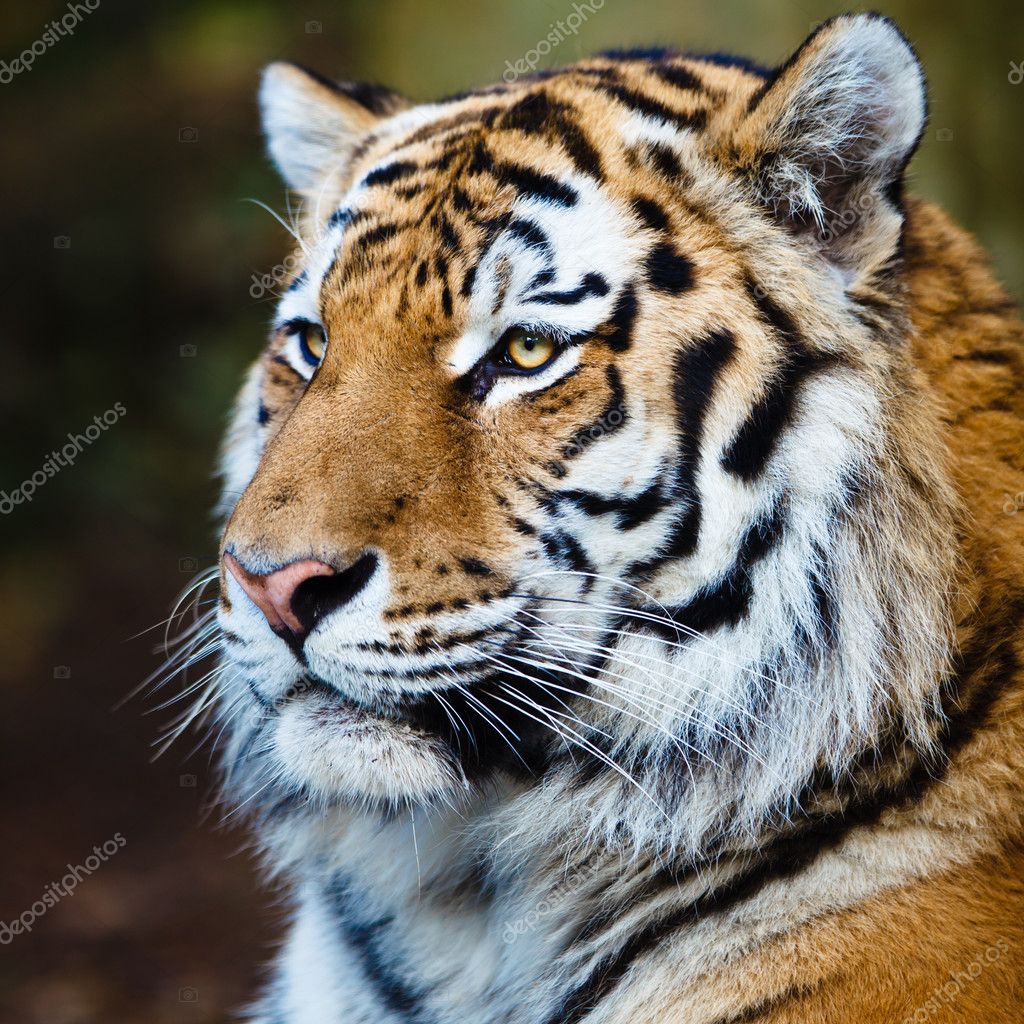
[216,15,956,836]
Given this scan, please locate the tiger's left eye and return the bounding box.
[297,324,327,366]
[503,327,558,371]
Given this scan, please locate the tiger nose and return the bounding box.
[224,552,379,642]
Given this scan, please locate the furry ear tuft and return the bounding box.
[259,63,408,193]
[733,14,926,244]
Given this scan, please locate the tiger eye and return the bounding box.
[299,324,327,365]
[505,327,557,370]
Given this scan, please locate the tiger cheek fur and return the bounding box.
[204,14,1024,1024]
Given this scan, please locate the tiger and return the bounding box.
[205,12,1024,1023]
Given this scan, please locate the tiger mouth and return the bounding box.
[284,664,576,777]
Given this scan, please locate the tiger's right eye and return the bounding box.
[501,327,559,372]
[294,323,327,366]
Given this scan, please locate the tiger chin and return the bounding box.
[206,13,1024,1023]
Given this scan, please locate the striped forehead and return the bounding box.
[449,174,648,373]
[273,73,714,332]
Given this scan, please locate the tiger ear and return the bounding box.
[732,14,926,256]
[259,62,409,193]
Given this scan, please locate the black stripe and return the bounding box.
[492,162,578,207]
[282,66,404,117]
[640,501,785,640]
[800,543,838,653]
[506,218,552,253]
[554,477,669,531]
[270,354,302,378]
[511,516,537,536]
[953,349,1017,365]
[651,63,704,92]
[598,46,675,62]
[557,119,605,180]
[540,530,595,587]
[631,196,670,232]
[328,878,427,1019]
[600,285,638,352]
[648,142,683,178]
[720,348,824,481]
[333,79,406,116]
[362,160,419,188]
[458,211,515,301]
[352,223,399,249]
[499,91,559,134]
[496,92,605,180]
[598,82,708,132]
[706,979,826,1024]
[657,329,736,565]
[529,272,609,306]
[451,186,473,212]
[561,365,628,462]
[721,280,833,482]
[435,213,460,253]
[645,242,695,294]
[458,557,493,576]
[690,51,771,76]
[746,275,800,340]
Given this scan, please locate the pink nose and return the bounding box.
[224,554,336,636]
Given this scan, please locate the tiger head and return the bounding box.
[216,14,958,852]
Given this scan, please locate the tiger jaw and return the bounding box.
[271,684,467,806]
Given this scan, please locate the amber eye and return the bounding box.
[503,327,558,372]
[295,323,327,367]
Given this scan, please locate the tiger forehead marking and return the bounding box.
[207,14,1024,1024]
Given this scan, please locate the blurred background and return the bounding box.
[0,0,1020,1020]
